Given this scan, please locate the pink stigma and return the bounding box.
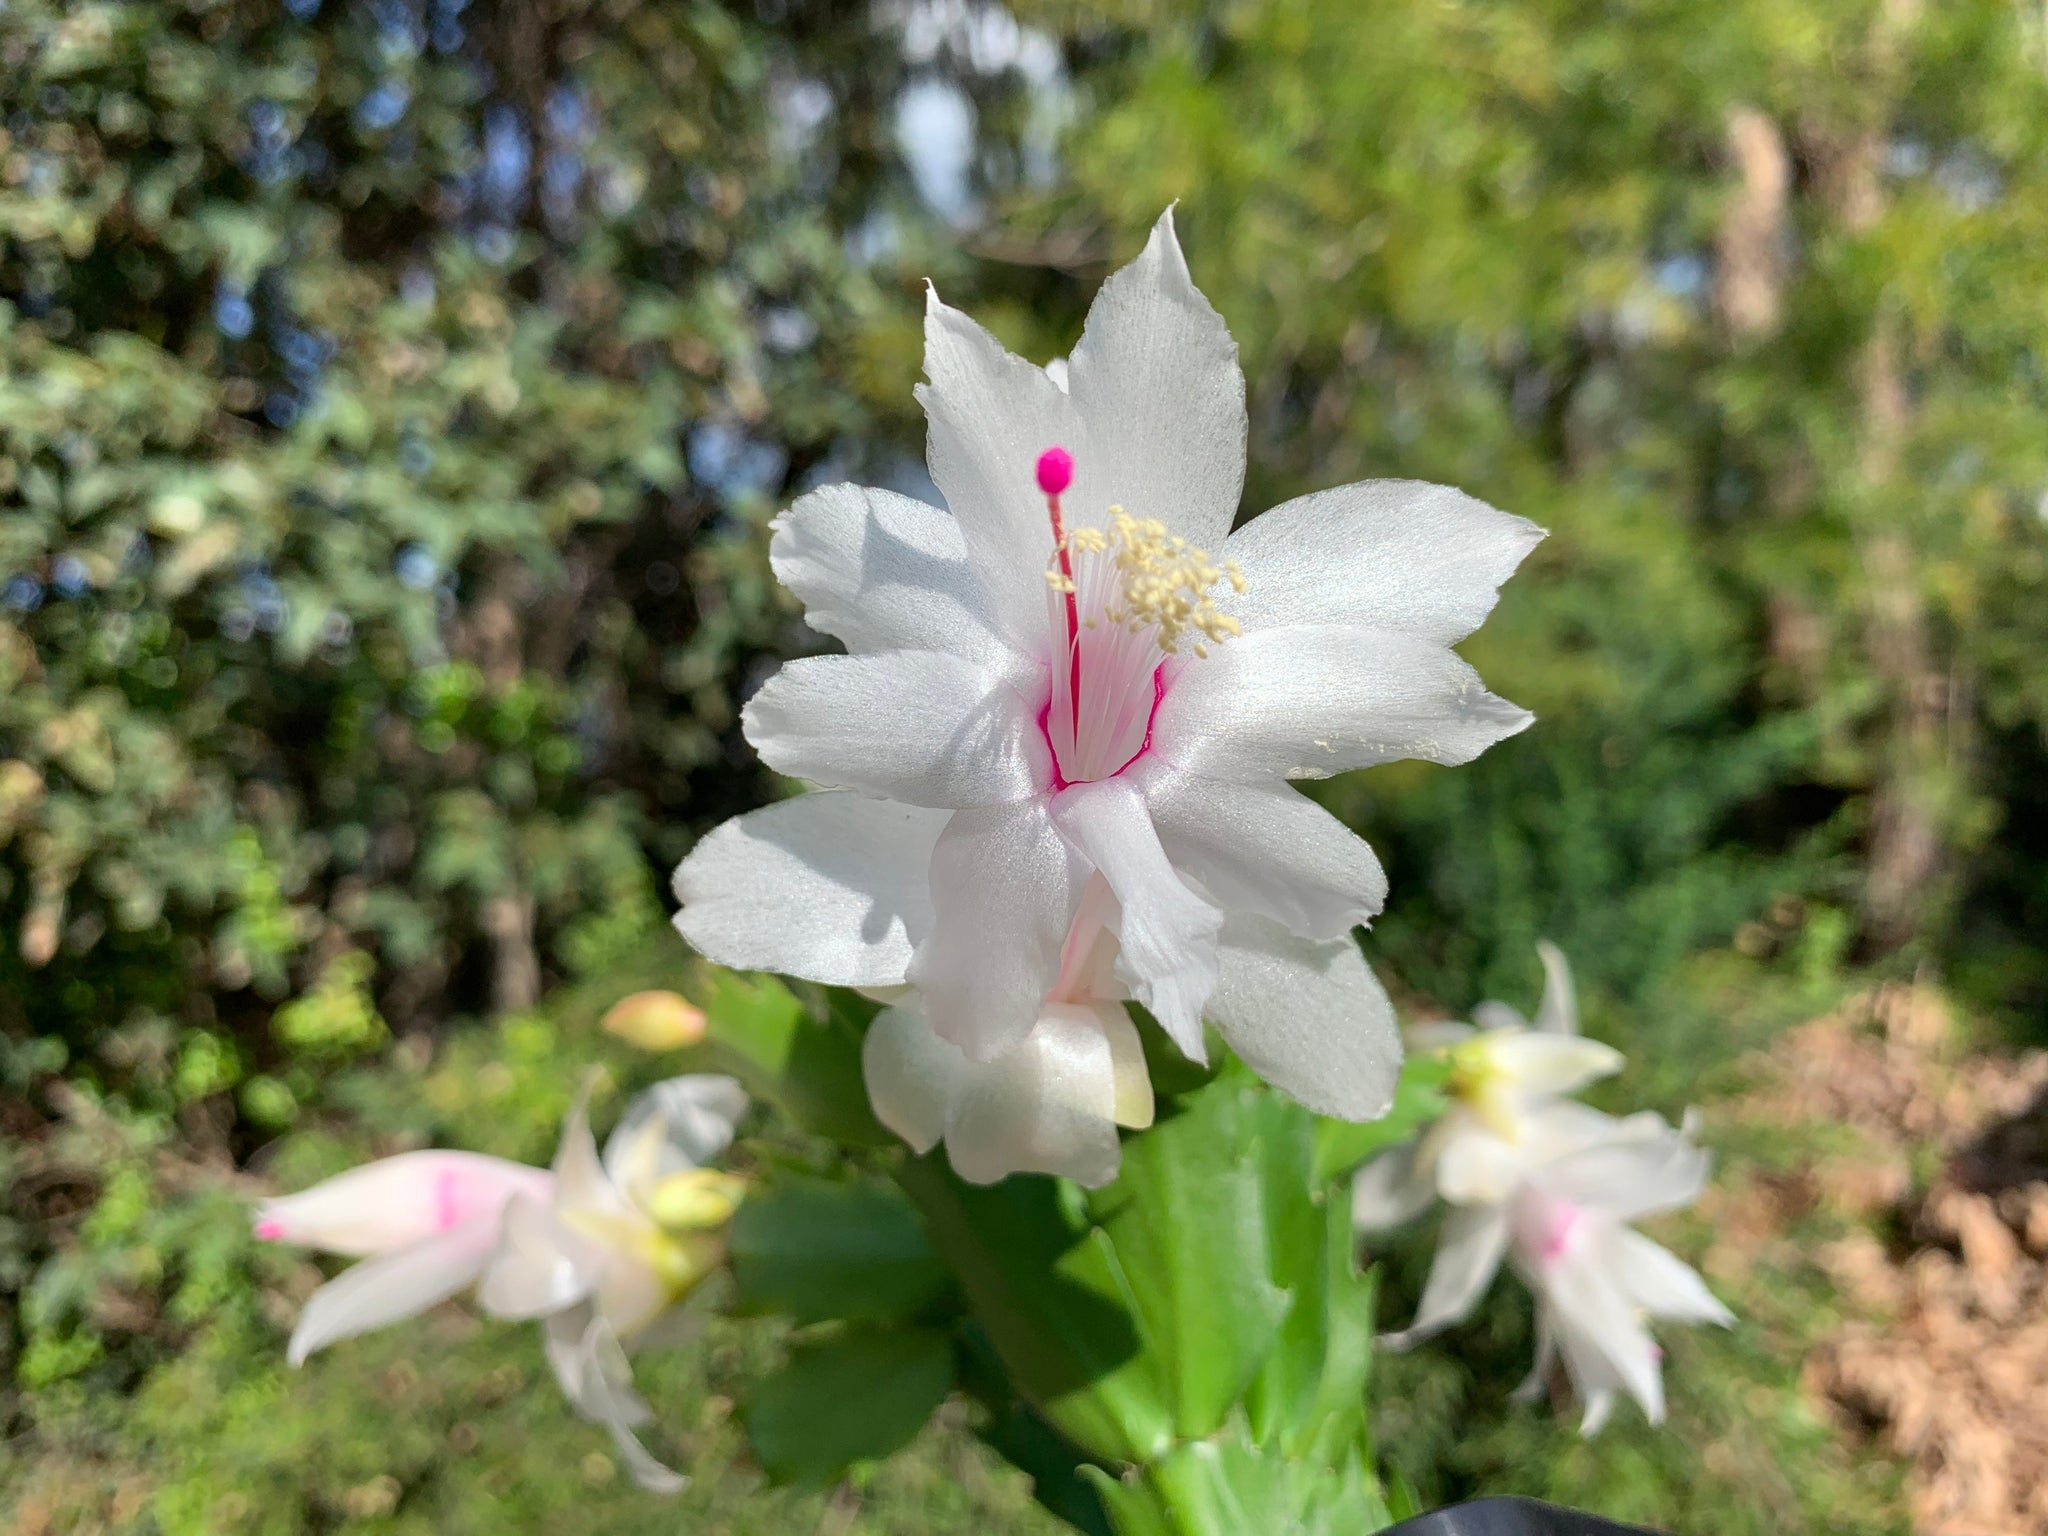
[1035,446,1074,496]
[254,1218,284,1241]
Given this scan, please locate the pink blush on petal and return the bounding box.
[254,1218,284,1241]
[434,1166,463,1231]
[1536,1198,1585,1267]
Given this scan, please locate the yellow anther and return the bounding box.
[646,1168,748,1232]
[1045,505,1245,656]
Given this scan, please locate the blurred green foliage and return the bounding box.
[7,0,2048,1530]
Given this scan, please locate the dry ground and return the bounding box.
[1710,983,2048,1536]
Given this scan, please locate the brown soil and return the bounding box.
[1715,982,2048,1536]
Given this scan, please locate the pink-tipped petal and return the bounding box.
[257,1151,552,1258]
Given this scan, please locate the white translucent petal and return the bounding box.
[1608,1229,1734,1325]
[1532,940,1579,1036]
[862,1004,959,1154]
[255,1151,550,1258]
[942,1003,1125,1188]
[1538,1253,1666,1429]
[672,793,948,988]
[1541,1120,1712,1220]
[917,287,1092,653]
[553,1077,628,1217]
[1351,1142,1436,1230]
[1131,758,1387,942]
[1153,624,1532,783]
[769,483,1013,666]
[569,1312,688,1494]
[541,1301,608,1417]
[1206,914,1401,1121]
[908,800,1088,1060]
[286,1219,498,1366]
[1579,1387,1617,1437]
[1481,1031,1624,1100]
[742,651,1050,809]
[604,1075,749,1186]
[475,1192,601,1320]
[1431,1119,1529,1206]
[1380,1205,1511,1351]
[1222,479,1543,643]
[1063,207,1246,552]
[1050,777,1221,1059]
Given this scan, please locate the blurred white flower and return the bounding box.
[1376,1108,1732,1433]
[1353,946,1732,1433]
[256,1074,748,1491]
[1354,942,1623,1220]
[675,207,1540,1167]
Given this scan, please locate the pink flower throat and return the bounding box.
[1035,446,1168,787]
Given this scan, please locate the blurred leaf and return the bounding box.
[728,1174,949,1325]
[742,1326,955,1487]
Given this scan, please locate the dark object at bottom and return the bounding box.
[1385,1497,1667,1536]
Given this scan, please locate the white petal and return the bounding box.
[1222,479,1543,643]
[1539,1256,1666,1430]
[1510,1310,1559,1405]
[553,1077,627,1216]
[672,793,947,988]
[1154,624,1532,783]
[1518,1101,1654,1164]
[1050,777,1221,1059]
[742,651,1050,808]
[1132,758,1387,941]
[604,1075,749,1185]
[542,1302,606,1415]
[1206,914,1401,1121]
[943,1002,1125,1188]
[571,1312,688,1493]
[1532,940,1578,1036]
[476,1193,602,1319]
[286,1220,498,1365]
[1579,1387,1617,1437]
[1351,1142,1436,1230]
[1064,208,1246,551]
[1431,1119,1529,1205]
[1380,1204,1510,1350]
[770,484,1012,666]
[255,1151,551,1258]
[917,287,1090,652]
[1542,1121,1712,1220]
[908,800,1087,1059]
[1098,1001,1155,1130]
[1481,1031,1624,1101]
[1609,1229,1733,1326]
[862,1004,959,1154]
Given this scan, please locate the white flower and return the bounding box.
[861,876,1155,1186]
[256,1075,748,1491]
[675,207,1539,1178]
[1373,1109,1733,1434]
[1354,942,1625,1220]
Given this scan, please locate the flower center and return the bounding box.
[1516,1188,1588,1268]
[1034,446,1243,784]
